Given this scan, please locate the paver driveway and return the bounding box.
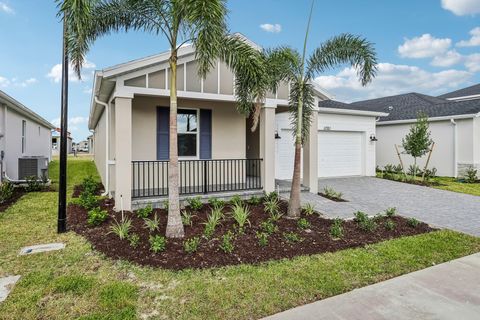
[288,177,480,236]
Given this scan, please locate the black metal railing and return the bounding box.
[132,159,263,198]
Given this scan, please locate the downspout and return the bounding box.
[451,118,458,178]
[94,96,110,196]
[0,103,6,182]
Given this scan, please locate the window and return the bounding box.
[22,120,26,153]
[177,109,198,157]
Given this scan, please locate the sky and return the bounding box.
[0,0,479,141]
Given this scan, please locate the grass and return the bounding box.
[0,159,479,319]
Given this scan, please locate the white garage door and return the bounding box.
[275,129,302,180]
[318,131,363,177]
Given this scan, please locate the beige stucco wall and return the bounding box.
[131,96,246,160]
[0,106,52,180]
[375,119,474,177]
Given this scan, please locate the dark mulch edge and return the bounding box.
[72,183,105,198]
[317,193,348,202]
[0,188,27,213]
[379,176,444,187]
[67,193,436,271]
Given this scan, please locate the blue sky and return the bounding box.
[0,0,479,141]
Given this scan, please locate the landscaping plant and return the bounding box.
[354,211,377,232]
[203,209,223,239]
[264,191,279,203]
[323,186,343,200]
[264,197,282,221]
[109,217,132,240]
[297,218,311,230]
[464,166,478,183]
[385,207,397,217]
[25,176,43,192]
[302,203,315,216]
[408,217,420,228]
[231,203,251,232]
[283,231,303,244]
[260,219,278,235]
[149,235,167,253]
[81,176,98,194]
[0,181,14,204]
[208,197,225,211]
[402,112,433,180]
[183,236,201,254]
[181,210,194,227]
[136,204,153,219]
[229,195,243,207]
[330,218,343,239]
[79,193,98,211]
[256,231,269,247]
[187,196,203,211]
[128,233,140,248]
[220,231,235,253]
[143,214,160,233]
[384,219,396,231]
[87,207,108,226]
[248,195,262,205]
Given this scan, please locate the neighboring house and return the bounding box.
[91,36,375,210]
[0,90,55,181]
[275,100,387,180]
[52,128,73,155]
[78,140,90,152]
[323,88,480,177]
[87,135,94,153]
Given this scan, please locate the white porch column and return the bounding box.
[303,108,319,194]
[114,96,133,211]
[260,105,276,192]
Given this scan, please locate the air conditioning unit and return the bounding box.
[18,156,49,180]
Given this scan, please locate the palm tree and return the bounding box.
[59,0,262,238]
[286,1,377,217]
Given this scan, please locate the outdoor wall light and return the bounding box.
[370,134,378,142]
[275,131,281,139]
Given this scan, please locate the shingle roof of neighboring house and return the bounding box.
[438,84,480,99]
[318,92,480,122]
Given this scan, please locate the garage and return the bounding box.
[275,104,387,180]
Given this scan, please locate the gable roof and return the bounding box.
[438,84,480,100]
[0,90,55,129]
[319,92,480,122]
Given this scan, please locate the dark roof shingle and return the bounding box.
[438,84,480,99]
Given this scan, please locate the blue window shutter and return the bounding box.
[157,107,169,160]
[200,109,212,159]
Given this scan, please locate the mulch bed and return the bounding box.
[318,192,348,202]
[68,193,435,270]
[0,188,27,212]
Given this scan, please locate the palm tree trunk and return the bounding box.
[166,50,184,238]
[288,94,303,218]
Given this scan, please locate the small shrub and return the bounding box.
[208,197,225,210]
[384,164,395,173]
[162,200,169,211]
[220,231,235,253]
[264,197,282,221]
[87,207,108,226]
[407,217,420,228]
[81,176,98,195]
[384,219,396,230]
[79,192,98,210]
[408,164,421,177]
[423,167,437,182]
[143,213,160,233]
[256,231,269,247]
[323,186,343,200]
[183,236,201,254]
[149,235,167,253]
[231,203,250,232]
[247,195,262,205]
[464,166,478,183]
[128,234,140,248]
[260,219,278,235]
[283,231,303,244]
[109,217,132,240]
[263,191,278,202]
[330,218,343,239]
[181,210,194,227]
[203,209,223,238]
[25,176,42,192]
[393,164,403,174]
[297,218,311,230]
[0,181,14,203]
[385,207,397,217]
[136,204,153,218]
[229,195,243,207]
[302,203,315,216]
[354,211,377,232]
[186,196,203,211]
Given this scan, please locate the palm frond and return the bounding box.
[305,33,377,85]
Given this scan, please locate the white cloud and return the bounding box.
[441,0,480,16]
[260,23,282,33]
[83,86,93,94]
[431,50,463,67]
[315,62,472,102]
[0,76,37,88]
[457,27,480,47]
[0,2,13,14]
[465,53,480,72]
[51,116,89,131]
[398,34,451,58]
[47,60,96,83]
[0,76,10,88]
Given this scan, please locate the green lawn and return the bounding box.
[0,160,479,319]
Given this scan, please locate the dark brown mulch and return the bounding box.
[318,193,348,202]
[0,188,27,212]
[68,197,435,271]
[72,183,105,198]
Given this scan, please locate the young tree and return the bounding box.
[402,112,433,179]
[60,0,262,238]
[285,1,377,217]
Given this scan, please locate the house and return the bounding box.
[77,140,90,152]
[323,88,480,177]
[87,135,94,153]
[275,100,387,180]
[52,128,73,155]
[0,90,55,181]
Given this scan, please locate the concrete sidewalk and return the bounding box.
[263,253,480,320]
